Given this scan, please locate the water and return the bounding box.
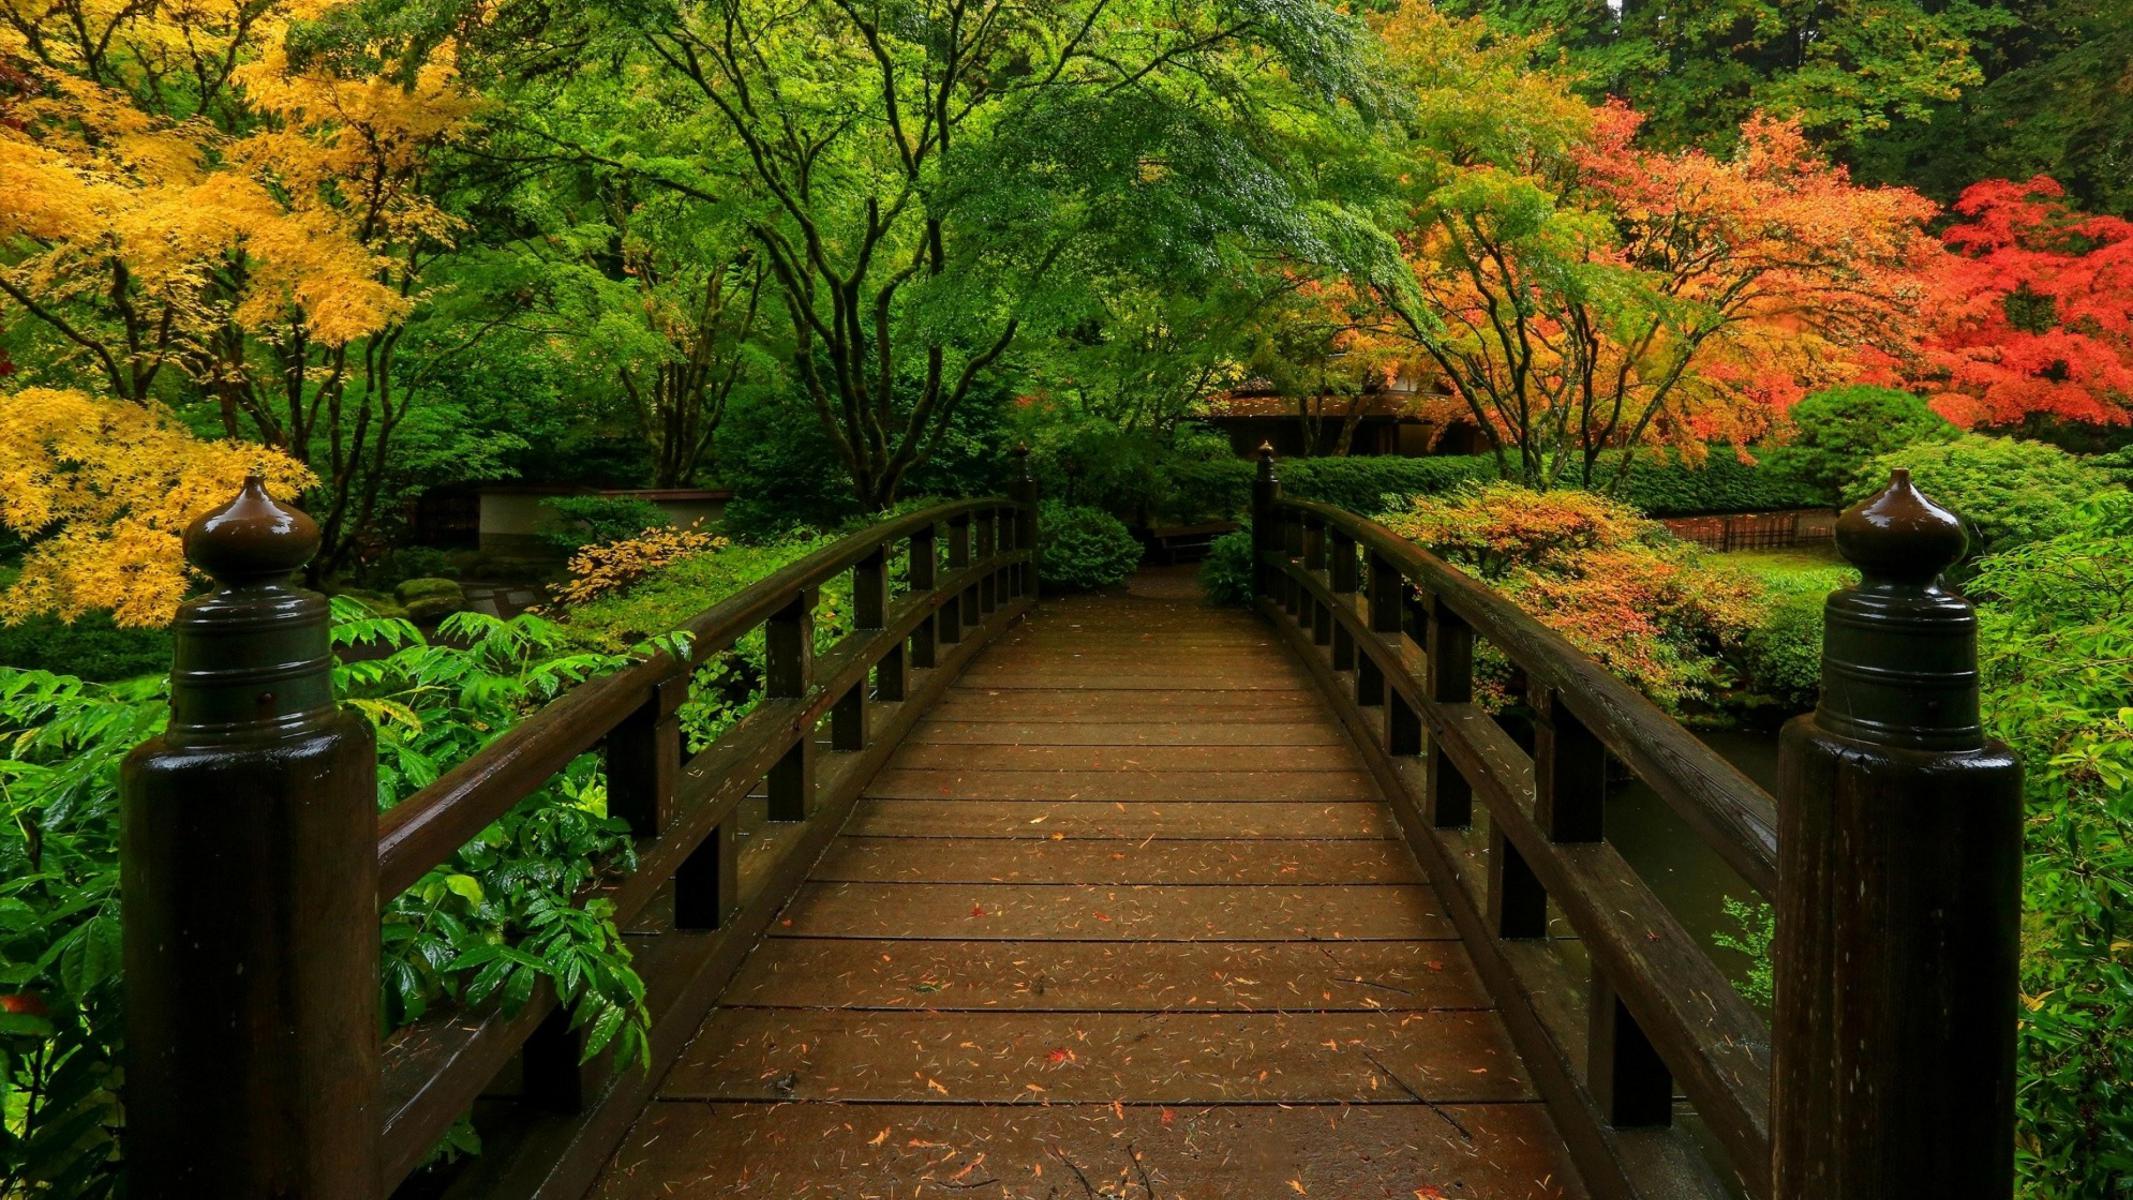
[1605,728,1781,999]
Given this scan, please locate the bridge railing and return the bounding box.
[1251,451,2021,1200]
[119,465,1038,1200]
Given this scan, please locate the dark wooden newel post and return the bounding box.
[1774,469,2022,1198]
[1251,443,1279,601]
[121,477,380,1199]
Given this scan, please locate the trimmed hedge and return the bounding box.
[0,611,173,681]
[1196,449,1824,520]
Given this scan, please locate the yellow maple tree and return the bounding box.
[1,0,481,611]
[0,387,312,626]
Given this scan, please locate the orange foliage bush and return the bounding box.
[553,526,728,607]
[1379,484,1766,709]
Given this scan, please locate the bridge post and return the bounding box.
[1251,443,1280,601]
[1773,469,2021,1198]
[119,478,380,1199]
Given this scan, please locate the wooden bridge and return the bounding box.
[118,454,2021,1200]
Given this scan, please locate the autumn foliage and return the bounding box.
[1370,5,1940,489]
[0,388,311,626]
[1378,483,1766,708]
[1906,177,2133,428]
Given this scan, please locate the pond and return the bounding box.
[1606,727,1779,1001]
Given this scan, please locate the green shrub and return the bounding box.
[1764,385,1957,503]
[1037,502,1142,591]
[0,609,652,1195]
[1281,455,1496,514]
[1722,550,1858,712]
[1236,449,1824,522]
[540,496,673,553]
[1967,495,2133,1195]
[1608,447,1829,516]
[1198,529,1256,606]
[1853,435,2111,558]
[0,610,173,681]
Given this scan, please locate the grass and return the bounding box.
[1719,545,1857,595]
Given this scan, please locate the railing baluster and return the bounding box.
[673,816,737,929]
[1590,968,1673,1127]
[1422,593,1473,828]
[1251,445,1279,601]
[766,589,814,822]
[1367,551,1402,636]
[1328,530,1357,670]
[607,666,687,838]
[976,507,998,615]
[834,548,888,753]
[1531,684,1606,843]
[521,1007,593,1115]
[909,525,939,668]
[1487,834,1547,938]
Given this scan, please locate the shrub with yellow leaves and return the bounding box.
[552,526,729,608]
[0,387,313,627]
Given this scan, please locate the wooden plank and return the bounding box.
[807,835,1418,884]
[886,744,1360,772]
[954,674,1313,691]
[864,768,1378,801]
[719,938,1489,1011]
[846,799,1397,839]
[928,694,1327,723]
[907,720,1346,746]
[769,882,1455,941]
[660,1009,1535,1103]
[588,1101,1586,1200]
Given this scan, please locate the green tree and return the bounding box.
[1766,384,1956,503]
[497,0,1377,508]
[1442,0,2010,165]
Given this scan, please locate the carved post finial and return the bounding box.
[165,476,335,744]
[184,474,321,589]
[1257,441,1278,481]
[1817,468,1980,751]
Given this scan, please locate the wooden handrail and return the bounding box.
[377,497,1010,894]
[1249,453,2022,1200]
[121,476,1040,1200]
[1277,497,1781,895]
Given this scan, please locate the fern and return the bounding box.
[3,606,655,1190]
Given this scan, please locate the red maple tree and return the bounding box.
[1909,177,2133,428]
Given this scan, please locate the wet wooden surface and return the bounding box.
[589,590,1587,1199]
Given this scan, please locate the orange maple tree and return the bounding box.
[1904,176,2133,428]
[1368,4,1941,490]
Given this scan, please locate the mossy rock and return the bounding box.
[335,589,410,621]
[393,577,466,623]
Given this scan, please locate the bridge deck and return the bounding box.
[588,585,1585,1199]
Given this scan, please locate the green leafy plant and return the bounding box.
[1036,502,1143,592]
[1967,494,2133,1196]
[540,496,674,554]
[1853,435,2111,559]
[1764,385,1957,504]
[1,606,662,1192]
[1712,898,1776,1007]
[1199,529,1257,606]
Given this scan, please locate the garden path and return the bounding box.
[586,588,1585,1199]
